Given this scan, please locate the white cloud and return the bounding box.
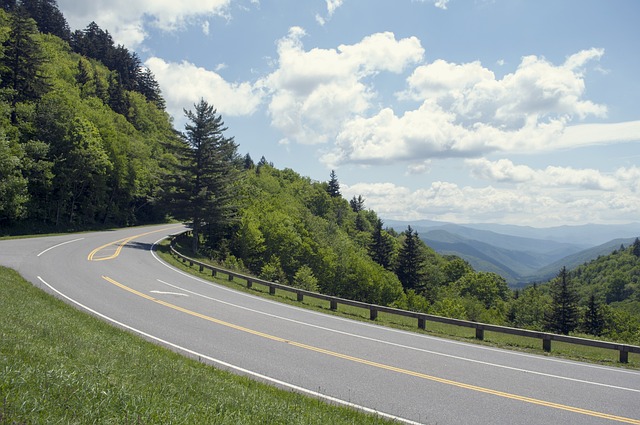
[412,0,451,10]
[262,28,424,145]
[145,57,264,125]
[58,0,231,48]
[202,21,210,35]
[326,0,344,16]
[466,158,620,191]
[342,177,640,226]
[325,48,611,168]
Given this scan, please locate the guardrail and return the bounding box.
[168,232,640,363]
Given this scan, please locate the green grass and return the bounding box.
[0,266,399,424]
[160,240,640,369]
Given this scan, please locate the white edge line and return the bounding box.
[150,237,640,378]
[36,275,422,425]
[156,278,640,394]
[37,238,85,257]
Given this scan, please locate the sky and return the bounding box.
[57,0,640,228]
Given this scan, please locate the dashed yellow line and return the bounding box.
[101,275,640,424]
[87,226,182,261]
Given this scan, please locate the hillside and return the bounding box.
[386,219,640,286]
[0,6,180,232]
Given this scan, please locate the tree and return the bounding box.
[1,8,49,123]
[0,137,28,223]
[19,0,71,41]
[395,225,425,291]
[170,99,240,254]
[582,294,605,336]
[327,169,340,198]
[545,267,580,335]
[632,237,640,258]
[369,218,393,270]
[349,195,365,212]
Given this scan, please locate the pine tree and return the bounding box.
[582,294,605,336]
[1,8,49,123]
[19,0,71,41]
[545,266,580,335]
[327,170,341,198]
[170,99,240,254]
[396,225,425,291]
[369,218,393,270]
[349,195,365,212]
[632,237,640,258]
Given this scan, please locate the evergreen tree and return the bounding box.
[349,195,365,212]
[632,237,640,258]
[545,266,580,335]
[1,8,49,123]
[170,99,240,254]
[582,294,605,336]
[396,225,425,291]
[19,0,70,41]
[327,169,341,198]
[369,218,393,270]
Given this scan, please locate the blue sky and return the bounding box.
[58,0,640,227]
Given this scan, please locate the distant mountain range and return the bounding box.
[385,220,640,287]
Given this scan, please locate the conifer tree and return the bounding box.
[170,99,240,254]
[545,266,580,335]
[395,225,425,291]
[327,169,341,198]
[369,218,393,270]
[582,294,605,336]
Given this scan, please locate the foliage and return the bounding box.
[545,267,580,335]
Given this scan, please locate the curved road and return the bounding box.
[1,224,639,425]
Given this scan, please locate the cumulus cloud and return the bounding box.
[324,48,610,168]
[466,158,620,191]
[342,177,640,226]
[145,57,264,124]
[262,28,424,145]
[58,0,231,47]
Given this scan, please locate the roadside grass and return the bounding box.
[158,240,639,369]
[0,266,398,425]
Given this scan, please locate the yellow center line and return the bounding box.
[87,226,183,261]
[101,275,640,424]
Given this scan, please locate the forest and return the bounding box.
[1,1,638,345]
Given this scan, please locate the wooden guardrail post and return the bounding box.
[418,317,426,330]
[297,292,304,302]
[269,285,276,295]
[246,279,252,289]
[620,347,629,363]
[228,274,233,281]
[543,335,552,352]
[330,300,338,310]
[370,308,378,321]
[475,325,485,341]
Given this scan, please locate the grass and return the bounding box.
[160,239,640,369]
[0,266,399,424]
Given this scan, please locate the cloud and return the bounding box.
[58,0,231,48]
[145,57,264,125]
[466,158,620,191]
[412,0,451,10]
[342,176,640,226]
[262,28,424,145]
[324,48,611,168]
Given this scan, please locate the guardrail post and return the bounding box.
[297,292,304,302]
[620,348,629,363]
[370,308,378,321]
[228,274,233,282]
[247,279,252,289]
[330,300,338,310]
[543,336,552,352]
[189,260,193,266]
[475,326,485,341]
[199,264,204,272]
[418,317,426,330]
[212,269,216,277]
[269,285,276,295]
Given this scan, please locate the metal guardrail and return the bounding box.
[168,232,640,363]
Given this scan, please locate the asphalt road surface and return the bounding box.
[1,224,639,425]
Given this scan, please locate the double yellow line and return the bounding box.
[87,226,182,261]
[101,274,640,424]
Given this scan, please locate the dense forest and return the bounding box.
[0,1,638,345]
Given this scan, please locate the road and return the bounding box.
[1,224,639,425]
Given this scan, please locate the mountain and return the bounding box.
[385,219,640,286]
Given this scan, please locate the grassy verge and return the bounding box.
[0,266,398,424]
[160,240,639,369]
